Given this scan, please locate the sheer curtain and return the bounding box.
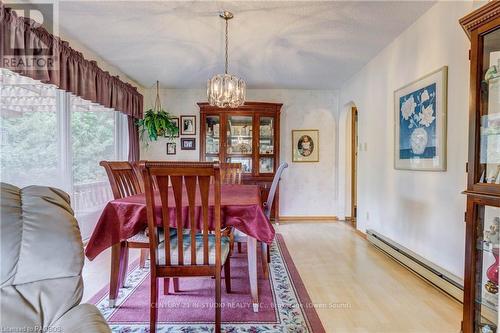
[0,68,128,240]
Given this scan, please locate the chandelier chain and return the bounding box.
[207,11,245,108]
[225,18,229,74]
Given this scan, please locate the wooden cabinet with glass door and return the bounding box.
[198,102,282,221]
[460,3,500,333]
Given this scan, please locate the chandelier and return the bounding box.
[207,11,246,108]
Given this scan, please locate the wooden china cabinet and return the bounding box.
[198,102,282,221]
[460,3,500,333]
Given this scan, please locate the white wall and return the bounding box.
[338,1,482,278]
[140,89,339,217]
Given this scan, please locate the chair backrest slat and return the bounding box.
[199,176,210,265]
[219,163,242,185]
[170,175,184,265]
[156,176,171,266]
[100,161,142,200]
[140,161,221,269]
[184,176,197,265]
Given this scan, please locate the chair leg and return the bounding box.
[119,245,129,288]
[229,232,235,256]
[109,243,122,307]
[150,276,158,333]
[215,269,222,333]
[260,242,269,279]
[139,248,149,268]
[173,278,180,292]
[224,257,231,293]
[237,242,242,253]
[163,278,170,295]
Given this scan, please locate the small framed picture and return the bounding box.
[170,117,179,138]
[292,129,319,162]
[180,115,196,135]
[166,142,176,155]
[181,138,196,150]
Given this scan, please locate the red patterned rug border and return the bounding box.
[275,233,326,333]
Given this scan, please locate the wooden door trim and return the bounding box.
[350,107,358,228]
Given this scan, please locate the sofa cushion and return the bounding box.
[0,183,93,330]
[1,183,84,287]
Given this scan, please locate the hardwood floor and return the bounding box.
[82,221,462,332]
[277,221,462,333]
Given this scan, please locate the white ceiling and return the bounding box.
[58,1,435,89]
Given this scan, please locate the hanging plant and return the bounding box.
[137,81,179,143]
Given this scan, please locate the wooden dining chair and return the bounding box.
[220,162,243,185]
[218,163,242,254]
[100,161,177,307]
[140,161,231,333]
[233,162,288,278]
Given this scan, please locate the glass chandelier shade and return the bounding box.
[207,11,246,108]
[207,74,246,108]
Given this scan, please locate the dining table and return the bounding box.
[85,184,274,312]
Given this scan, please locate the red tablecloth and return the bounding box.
[85,184,274,260]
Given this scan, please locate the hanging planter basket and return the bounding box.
[137,81,179,143]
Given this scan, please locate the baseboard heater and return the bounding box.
[366,229,463,302]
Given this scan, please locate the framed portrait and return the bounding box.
[170,117,179,138]
[292,129,319,162]
[180,115,196,135]
[181,138,196,150]
[394,66,447,171]
[166,142,176,155]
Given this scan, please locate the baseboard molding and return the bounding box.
[366,229,464,304]
[278,216,338,222]
[354,229,367,239]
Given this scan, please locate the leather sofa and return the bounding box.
[0,183,111,333]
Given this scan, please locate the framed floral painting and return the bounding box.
[394,66,447,171]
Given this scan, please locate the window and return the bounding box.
[0,72,61,188]
[0,69,128,240]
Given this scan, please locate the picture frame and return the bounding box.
[180,115,196,135]
[292,129,319,162]
[170,117,179,138]
[394,66,447,171]
[166,142,176,155]
[181,138,196,150]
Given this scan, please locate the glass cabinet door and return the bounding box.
[226,115,253,173]
[478,28,500,186]
[205,115,220,161]
[475,205,499,333]
[259,116,275,174]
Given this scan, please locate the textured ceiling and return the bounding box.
[58,1,435,89]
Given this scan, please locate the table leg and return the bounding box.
[247,236,259,312]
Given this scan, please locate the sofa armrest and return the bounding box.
[55,303,110,333]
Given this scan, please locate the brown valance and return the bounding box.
[0,2,143,118]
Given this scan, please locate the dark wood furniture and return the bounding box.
[140,161,231,333]
[460,3,500,333]
[198,102,282,221]
[99,161,151,307]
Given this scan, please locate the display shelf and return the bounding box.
[199,102,282,221]
[460,4,500,333]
